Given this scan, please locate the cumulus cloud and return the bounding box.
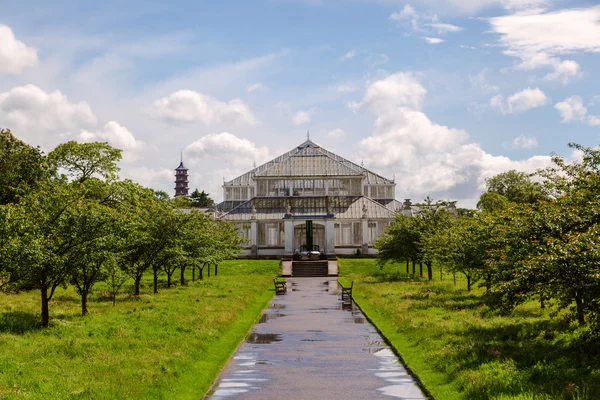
[0,25,38,74]
[292,110,311,125]
[327,128,345,138]
[352,72,552,206]
[423,37,444,44]
[152,90,257,125]
[80,121,144,163]
[490,6,600,83]
[349,72,426,113]
[490,87,548,114]
[555,96,600,126]
[0,84,97,148]
[185,132,270,168]
[509,135,538,149]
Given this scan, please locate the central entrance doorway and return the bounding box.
[294,222,325,252]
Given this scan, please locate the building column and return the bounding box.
[361,219,369,255]
[250,220,258,258]
[325,220,335,256]
[284,219,294,257]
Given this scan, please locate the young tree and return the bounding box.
[48,141,122,183]
[104,258,128,306]
[0,129,49,205]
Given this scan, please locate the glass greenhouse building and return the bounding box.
[216,139,416,258]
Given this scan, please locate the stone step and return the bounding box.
[291,261,328,277]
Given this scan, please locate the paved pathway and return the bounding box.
[206,277,427,400]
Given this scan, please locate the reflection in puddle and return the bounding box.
[344,317,367,324]
[268,303,286,309]
[246,333,282,344]
[258,313,286,323]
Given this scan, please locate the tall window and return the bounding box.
[258,222,284,246]
[334,222,363,245]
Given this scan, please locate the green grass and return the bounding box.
[339,258,600,400]
[0,260,280,399]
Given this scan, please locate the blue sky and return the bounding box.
[1,0,599,206]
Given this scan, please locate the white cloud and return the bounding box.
[0,84,97,148]
[342,49,357,60]
[390,5,420,29]
[390,5,462,37]
[423,37,445,44]
[554,96,600,126]
[544,60,581,84]
[337,84,357,93]
[490,6,600,83]
[292,110,311,125]
[185,132,270,168]
[509,135,538,149]
[425,23,463,34]
[79,121,144,163]
[588,116,600,126]
[0,25,38,74]
[490,87,547,114]
[247,83,265,92]
[152,90,257,125]
[327,128,345,138]
[555,96,587,123]
[352,72,552,205]
[349,72,426,113]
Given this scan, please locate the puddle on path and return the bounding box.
[258,313,286,323]
[246,333,282,344]
[268,304,286,309]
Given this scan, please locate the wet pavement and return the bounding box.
[206,278,427,400]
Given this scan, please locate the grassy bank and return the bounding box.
[0,260,280,400]
[339,258,599,400]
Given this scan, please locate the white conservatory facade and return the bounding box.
[216,139,414,258]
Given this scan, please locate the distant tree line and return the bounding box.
[0,129,242,327]
[376,143,600,335]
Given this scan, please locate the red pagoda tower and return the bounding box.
[174,154,189,197]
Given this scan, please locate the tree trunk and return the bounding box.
[41,285,50,327]
[81,290,88,316]
[208,264,211,278]
[153,268,158,294]
[575,292,585,326]
[540,295,545,309]
[466,275,471,291]
[406,259,409,274]
[215,264,218,276]
[192,266,195,282]
[180,266,186,286]
[113,292,116,306]
[412,260,415,275]
[199,265,204,280]
[134,275,141,296]
[419,262,423,277]
[426,262,433,281]
[167,272,172,288]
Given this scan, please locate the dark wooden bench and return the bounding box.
[274,278,287,295]
[339,280,353,302]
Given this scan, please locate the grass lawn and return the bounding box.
[0,260,280,400]
[339,258,600,400]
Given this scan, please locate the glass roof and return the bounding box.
[225,139,394,186]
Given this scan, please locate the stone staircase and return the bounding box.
[290,261,329,277]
